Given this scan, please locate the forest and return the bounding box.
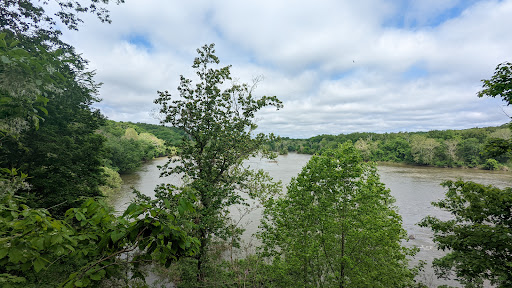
[267,125,512,170]
[1,1,511,288]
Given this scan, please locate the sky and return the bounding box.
[60,0,512,138]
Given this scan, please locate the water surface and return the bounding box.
[110,154,511,287]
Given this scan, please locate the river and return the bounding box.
[108,153,511,287]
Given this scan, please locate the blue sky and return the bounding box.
[386,0,483,28]
[61,0,512,138]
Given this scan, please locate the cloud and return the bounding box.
[59,0,512,138]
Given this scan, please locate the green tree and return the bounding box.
[132,122,185,147]
[99,166,122,197]
[0,184,199,287]
[0,32,51,140]
[1,0,123,135]
[419,180,512,287]
[0,37,107,214]
[444,138,460,166]
[154,43,282,282]
[410,135,440,165]
[104,136,145,173]
[1,0,123,33]
[477,62,512,160]
[477,62,512,105]
[101,124,169,174]
[354,137,374,160]
[123,127,139,140]
[259,143,418,288]
[457,138,482,167]
[1,2,199,286]
[379,136,412,162]
[1,1,122,213]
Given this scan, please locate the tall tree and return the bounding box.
[477,61,512,105]
[259,143,418,288]
[477,61,512,159]
[1,1,122,213]
[417,62,512,288]
[154,43,282,282]
[419,180,512,288]
[410,135,440,165]
[1,2,200,286]
[1,0,123,34]
[1,63,106,214]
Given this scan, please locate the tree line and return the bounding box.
[97,120,182,198]
[99,120,181,174]
[1,1,511,287]
[268,125,511,170]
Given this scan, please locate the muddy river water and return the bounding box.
[108,153,511,287]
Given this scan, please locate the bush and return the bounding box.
[483,158,500,170]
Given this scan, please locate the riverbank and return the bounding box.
[374,160,511,171]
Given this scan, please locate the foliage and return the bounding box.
[1,2,199,287]
[0,0,125,213]
[0,31,51,139]
[477,62,512,105]
[0,191,76,287]
[98,166,122,197]
[99,120,169,174]
[132,122,186,147]
[0,37,107,214]
[267,126,511,169]
[411,135,440,165]
[456,138,481,167]
[259,143,419,288]
[62,194,199,287]
[1,0,123,139]
[483,158,500,170]
[419,180,512,287]
[0,183,199,287]
[483,138,512,160]
[0,0,124,34]
[154,43,282,282]
[477,61,512,162]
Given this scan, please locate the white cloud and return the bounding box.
[59,0,512,138]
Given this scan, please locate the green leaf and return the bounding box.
[0,96,12,104]
[8,248,23,264]
[177,201,185,215]
[111,230,125,243]
[35,94,49,105]
[178,197,194,215]
[75,211,84,221]
[51,234,63,245]
[0,248,8,259]
[1,55,11,64]
[33,257,46,272]
[122,203,138,217]
[31,237,45,250]
[89,269,105,281]
[36,106,48,115]
[77,234,88,241]
[9,40,19,48]
[32,115,40,130]
[64,244,76,252]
